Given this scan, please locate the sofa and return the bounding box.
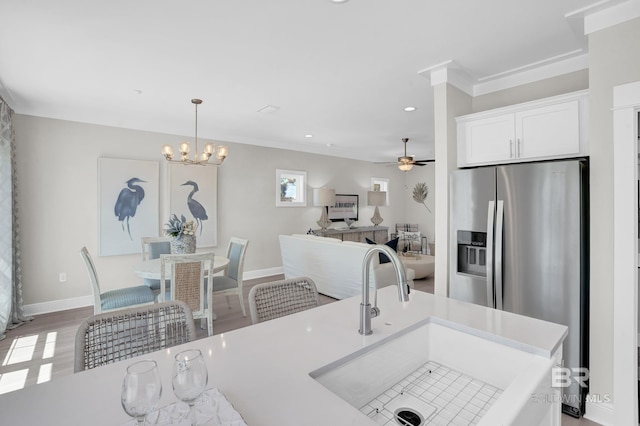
[279,234,415,300]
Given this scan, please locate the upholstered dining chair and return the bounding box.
[79,247,155,315]
[212,237,249,317]
[248,276,319,324]
[74,300,196,372]
[140,236,172,290]
[159,252,215,336]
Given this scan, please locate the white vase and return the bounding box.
[171,235,196,254]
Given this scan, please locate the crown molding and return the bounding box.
[580,0,640,34]
[473,52,589,96]
[418,52,588,97]
[419,0,637,97]
[417,60,475,96]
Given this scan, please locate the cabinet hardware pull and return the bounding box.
[509,140,513,158]
[517,138,521,157]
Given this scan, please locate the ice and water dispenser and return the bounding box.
[456,231,487,276]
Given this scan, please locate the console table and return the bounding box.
[313,226,389,244]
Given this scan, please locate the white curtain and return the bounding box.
[0,96,30,339]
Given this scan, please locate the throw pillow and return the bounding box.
[365,237,399,264]
[398,230,421,252]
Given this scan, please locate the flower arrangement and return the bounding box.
[165,214,196,239]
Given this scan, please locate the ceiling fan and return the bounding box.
[377,138,435,171]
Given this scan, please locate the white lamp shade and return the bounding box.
[367,191,386,206]
[313,188,336,207]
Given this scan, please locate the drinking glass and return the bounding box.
[172,349,208,425]
[121,360,163,425]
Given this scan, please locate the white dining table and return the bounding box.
[132,256,230,280]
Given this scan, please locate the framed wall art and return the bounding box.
[99,158,159,256]
[168,163,218,248]
[327,194,358,222]
[276,169,307,207]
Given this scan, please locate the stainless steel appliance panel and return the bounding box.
[449,167,495,306]
[497,160,584,415]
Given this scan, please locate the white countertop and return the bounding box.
[0,287,567,425]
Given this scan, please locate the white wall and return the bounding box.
[401,165,436,247]
[587,16,640,416]
[14,115,434,310]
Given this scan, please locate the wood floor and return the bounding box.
[0,275,600,425]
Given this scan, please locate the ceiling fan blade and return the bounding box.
[413,159,435,164]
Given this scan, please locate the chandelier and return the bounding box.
[161,99,228,166]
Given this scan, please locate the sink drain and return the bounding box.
[394,408,424,426]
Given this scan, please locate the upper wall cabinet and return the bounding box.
[456,90,589,168]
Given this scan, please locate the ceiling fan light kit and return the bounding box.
[398,155,414,172]
[397,137,430,172]
[375,138,434,171]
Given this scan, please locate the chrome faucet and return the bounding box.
[359,245,410,335]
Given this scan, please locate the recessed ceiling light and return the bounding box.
[305,134,313,138]
[133,89,142,95]
[330,0,350,3]
[404,106,416,112]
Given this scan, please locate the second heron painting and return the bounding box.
[168,164,218,248]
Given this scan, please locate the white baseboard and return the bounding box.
[244,266,283,281]
[23,295,94,317]
[23,267,285,316]
[584,401,614,426]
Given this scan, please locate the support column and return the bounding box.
[424,64,472,296]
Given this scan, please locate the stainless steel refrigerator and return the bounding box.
[449,159,589,418]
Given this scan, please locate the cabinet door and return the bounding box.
[459,114,515,166]
[373,230,388,244]
[360,231,374,243]
[515,100,579,160]
[342,232,360,242]
[325,233,342,241]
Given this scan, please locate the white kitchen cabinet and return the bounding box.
[457,90,588,167]
[460,113,515,165]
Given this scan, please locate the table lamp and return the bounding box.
[367,190,386,226]
[313,188,336,230]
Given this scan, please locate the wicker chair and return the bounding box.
[79,246,155,314]
[74,300,196,372]
[248,277,319,324]
[159,252,215,336]
[140,236,172,290]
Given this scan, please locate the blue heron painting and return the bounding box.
[182,180,208,235]
[114,177,146,240]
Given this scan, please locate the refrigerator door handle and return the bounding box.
[495,200,504,310]
[486,201,495,308]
